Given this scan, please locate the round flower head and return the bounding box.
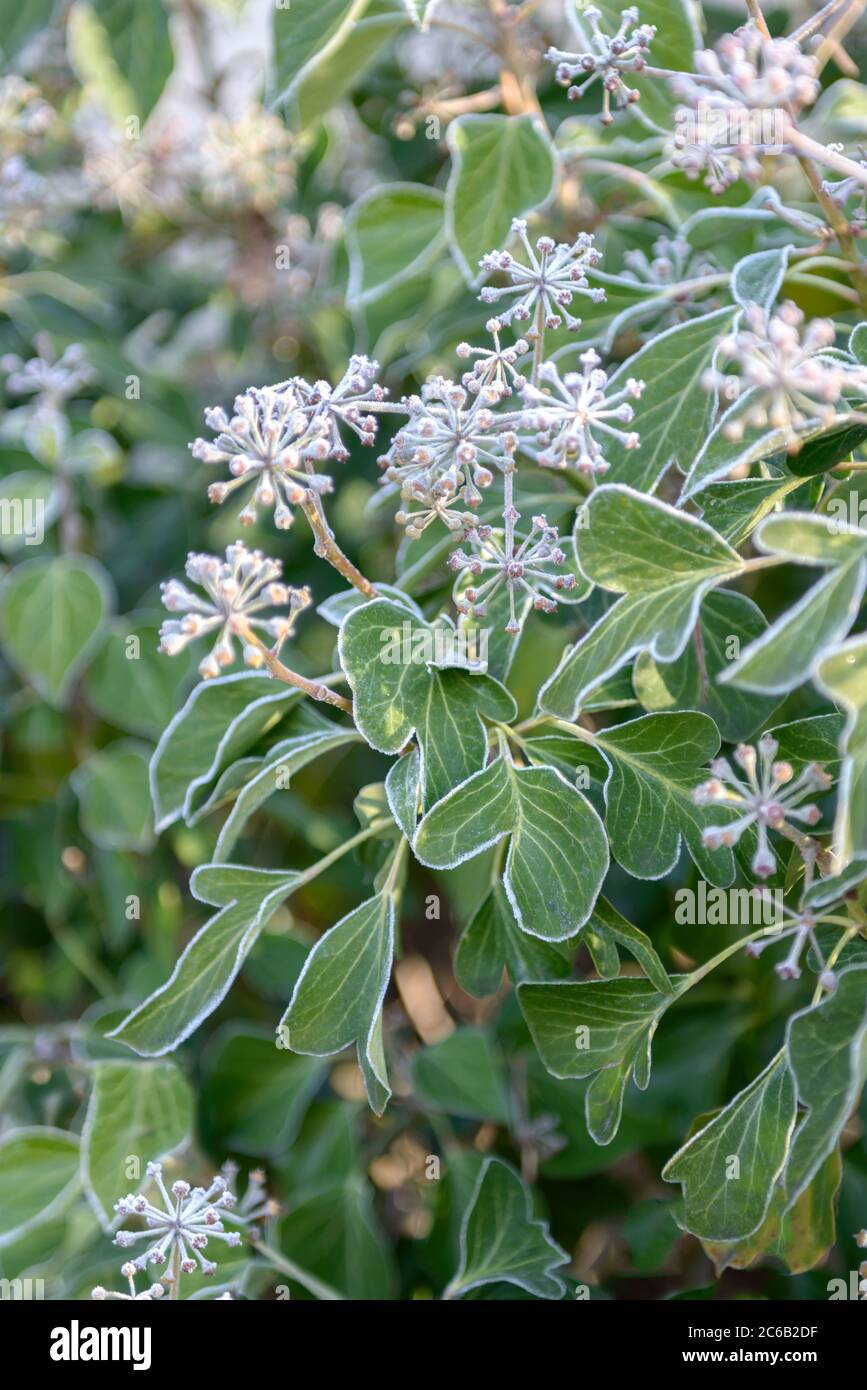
[200,105,295,214]
[113,1162,244,1280]
[620,236,720,328]
[521,351,644,474]
[744,893,838,989]
[478,219,605,333]
[457,319,529,398]
[703,302,847,453]
[159,542,311,680]
[378,375,514,525]
[194,358,388,529]
[546,6,656,124]
[675,24,819,117]
[449,512,577,634]
[693,734,831,879]
[0,333,94,413]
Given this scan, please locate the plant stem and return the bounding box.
[301,485,378,600]
[253,1240,345,1301]
[237,623,353,713]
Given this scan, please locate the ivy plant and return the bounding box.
[2,0,867,1304]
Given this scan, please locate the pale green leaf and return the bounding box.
[0,554,112,707]
[784,964,867,1205]
[109,866,301,1056]
[72,739,155,852]
[412,1029,511,1122]
[81,1060,193,1227]
[455,883,572,997]
[150,671,299,832]
[0,1128,80,1247]
[446,1158,568,1299]
[413,752,608,942]
[662,1053,797,1242]
[815,635,867,864]
[280,893,394,1115]
[339,597,516,809]
[445,114,557,285]
[346,184,445,306]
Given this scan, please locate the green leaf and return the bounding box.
[0,472,59,555]
[280,893,394,1115]
[279,1178,395,1299]
[681,390,788,501]
[339,597,516,809]
[541,486,743,718]
[346,184,445,307]
[784,964,867,1205]
[0,1128,80,1246]
[634,590,780,741]
[413,1030,511,1122]
[68,0,174,123]
[85,614,194,738]
[150,671,299,832]
[71,739,155,852]
[455,883,572,997]
[815,635,867,863]
[697,474,813,545]
[414,751,608,942]
[599,308,736,491]
[732,245,792,312]
[213,727,360,859]
[662,1053,797,1242]
[0,554,112,707]
[445,114,557,285]
[519,976,684,1142]
[722,513,867,695]
[295,0,408,127]
[271,0,365,107]
[584,897,673,996]
[446,1158,568,1299]
[201,1027,324,1157]
[109,865,300,1056]
[384,747,421,841]
[590,712,737,884]
[81,1060,193,1227]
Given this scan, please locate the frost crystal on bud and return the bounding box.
[693,735,831,879]
[521,351,644,473]
[450,513,576,633]
[703,302,850,453]
[478,219,604,333]
[159,541,311,680]
[546,6,655,125]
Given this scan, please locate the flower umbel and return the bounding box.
[92,1263,166,1302]
[521,351,644,474]
[112,1162,244,1279]
[479,219,604,333]
[703,302,848,452]
[693,735,831,879]
[0,333,94,414]
[159,542,311,680]
[546,6,656,125]
[457,318,529,398]
[450,513,576,634]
